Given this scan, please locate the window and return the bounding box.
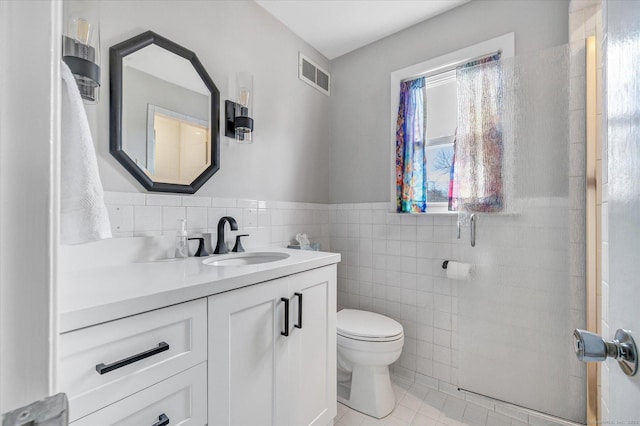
[425,141,454,203]
[424,69,456,205]
[389,33,514,213]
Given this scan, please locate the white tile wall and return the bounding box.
[330,198,585,426]
[103,191,331,252]
[331,205,459,387]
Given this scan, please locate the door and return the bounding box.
[208,278,290,426]
[288,266,337,426]
[0,0,61,413]
[603,0,640,420]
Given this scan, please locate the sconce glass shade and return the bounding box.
[234,72,253,144]
[63,11,100,104]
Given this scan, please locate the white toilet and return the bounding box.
[336,309,404,418]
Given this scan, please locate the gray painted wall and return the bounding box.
[79,0,331,203]
[329,0,570,203]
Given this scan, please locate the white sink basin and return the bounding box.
[203,252,290,267]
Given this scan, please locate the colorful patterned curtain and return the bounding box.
[449,52,503,212]
[396,77,427,212]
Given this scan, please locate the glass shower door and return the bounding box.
[455,45,586,423]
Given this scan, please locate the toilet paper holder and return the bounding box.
[441,260,473,281]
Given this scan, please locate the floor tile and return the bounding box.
[386,416,411,426]
[411,413,439,426]
[423,390,447,410]
[462,404,488,426]
[419,400,445,421]
[337,403,350,421]
[486,412,512,426]
[361,416,387,425]
[332,377,566,426]
[393,404,417,422]
[400,392,424,411]
[342,409,367,425]
[439,397,466,424]
[407,383,431,400]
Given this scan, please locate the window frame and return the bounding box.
[389,33,515,214]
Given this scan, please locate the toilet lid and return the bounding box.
[337,309,403,340]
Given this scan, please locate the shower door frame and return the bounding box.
[585,35,600,426]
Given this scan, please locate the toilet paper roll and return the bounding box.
[446,261,472,281]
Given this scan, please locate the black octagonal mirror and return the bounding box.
[110,31,219,193]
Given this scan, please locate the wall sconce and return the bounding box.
[62,10,100,104]
[225,72,254,144]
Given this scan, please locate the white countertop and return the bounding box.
[59,248,340,333]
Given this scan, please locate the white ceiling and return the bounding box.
[255,0,470,60]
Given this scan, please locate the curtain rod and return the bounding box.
[463,49,502,66]
[401,49,502,83]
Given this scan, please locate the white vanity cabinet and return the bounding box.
[58,247,340,426]
[208,265,337,426]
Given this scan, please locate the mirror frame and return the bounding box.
[110,30,220,194]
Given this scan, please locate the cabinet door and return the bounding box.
[208,277,290,426]
[288,266,337,426]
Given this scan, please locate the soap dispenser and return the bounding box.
[175,219,188,258]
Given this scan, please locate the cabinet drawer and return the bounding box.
[72,362,207,426]
[60,299,206,422]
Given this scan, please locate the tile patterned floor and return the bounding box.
[334,379,527,426]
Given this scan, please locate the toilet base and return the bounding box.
[337,364,395,419]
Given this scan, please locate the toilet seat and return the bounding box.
[337,309,403,342]
[337,332,404,353]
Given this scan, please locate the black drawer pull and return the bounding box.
[95,341,170,375]
[281,297,289,337]
[152,413,170,426]
[294,292,303,329]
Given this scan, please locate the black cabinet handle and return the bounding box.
[294,292,303,329]
[95,342,170,375]
[281,297,289,336]
[152,413,170,426]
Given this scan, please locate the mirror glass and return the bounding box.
[110,31,219,193]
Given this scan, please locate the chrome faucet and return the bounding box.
[214,216,238,254]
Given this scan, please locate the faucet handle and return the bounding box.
[232,234,250,253]
[188,237,209,257]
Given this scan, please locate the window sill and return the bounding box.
[387,211,456,216]
[386,201,455,215]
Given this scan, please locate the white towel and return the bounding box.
[60,60,112,245]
